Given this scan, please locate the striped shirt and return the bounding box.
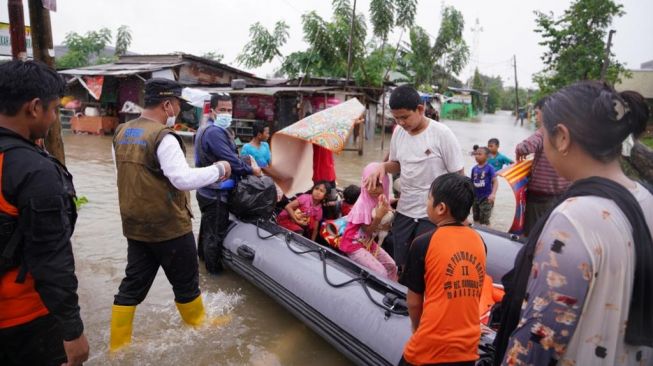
[515,129,570,196]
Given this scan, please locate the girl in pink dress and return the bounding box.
[340,163,398,280]
[276,181,328,241]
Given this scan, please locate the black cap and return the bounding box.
[144,78,191,105]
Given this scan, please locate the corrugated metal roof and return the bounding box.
[196,86,342,96]
[59,62,184,76]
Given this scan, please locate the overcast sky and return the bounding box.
[3,0,652,88]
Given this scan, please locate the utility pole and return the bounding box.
[513,55,520,118]
[8,0,28,60]
[28,0,66,165]
[600,29,616,82]
[345,0,357,87]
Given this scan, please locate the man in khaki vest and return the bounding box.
[110,78,231,352]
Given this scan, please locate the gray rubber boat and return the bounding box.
[222,219,522,366]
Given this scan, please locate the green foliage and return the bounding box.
[642,136,653,149]
[354,42,397,87]
[239,0,463,90]
[279,1,367,79]
[400,26,434,89]
[236,21,289,69]
[57,28,112,69]
[395,6,468,91]
[472,68,484,92]
[394,0,417,28]
[201,51,225,62]
[500,86,530,111]
[74,196,89,211]
[114,25,132,57]
[370,0,394,41]
[471,68,484,111]
[486,85,501,113]
[433,6,469,80]
[533,0,626,95]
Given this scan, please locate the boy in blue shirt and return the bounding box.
[471,146,498,226]
[487,138,513,171]
[241,121,271,168]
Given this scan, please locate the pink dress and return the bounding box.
[340,222,397,281]
[277,193,323,233]
[340,162,398,281]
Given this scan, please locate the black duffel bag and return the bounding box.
[228,175,277,222]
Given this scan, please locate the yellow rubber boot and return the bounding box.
[109,305,136,352]
[176,296,206,327]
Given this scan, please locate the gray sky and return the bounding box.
[4,0,652,88]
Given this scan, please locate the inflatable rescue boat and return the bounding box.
[221,219,522,366]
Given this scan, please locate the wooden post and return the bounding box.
[28,0,65,165]
[345,0,357,87]
[380,86,387,150]
[358,111,364,156]
[8,0,27,60]
[600,30,616,82]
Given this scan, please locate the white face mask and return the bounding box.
[213,113,232,129]
[165,103,177,128]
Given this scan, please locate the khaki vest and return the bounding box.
[113,118,192,242]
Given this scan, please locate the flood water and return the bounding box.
[65,111,533,365]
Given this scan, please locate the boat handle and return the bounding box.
[237,245,256,262]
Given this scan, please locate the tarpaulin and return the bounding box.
[270,98,365,195]
[497,159,533,235]
[82,76,104,101]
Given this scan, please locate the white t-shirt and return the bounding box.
[389,119,464,218]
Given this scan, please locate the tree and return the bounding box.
[278,1,367,79]
[56,28,112,69]
[533,0,626,95]
[201,51,224,63]
[236,21,289,69]
[471,68,484,111]
[114,25,132,57]
[432,6,469,91]
[240,0,416,86]
[394,0,417,29]
[395,6,469,91]
[397,26,434,89]
[370,0,394,46]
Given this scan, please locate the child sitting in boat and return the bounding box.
[341,184,361,216]
[339,163,398,281]
[399,173,486,366]
[277,181,328,241]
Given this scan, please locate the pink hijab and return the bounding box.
[348,162,390,226]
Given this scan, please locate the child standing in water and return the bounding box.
[339,163,398,280]
[471,146,498,226]
[277,181,328,241]
[487,138,514,171]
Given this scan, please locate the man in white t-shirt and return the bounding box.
[365,85,464,269]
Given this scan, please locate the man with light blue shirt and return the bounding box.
[241,121,271,168]
[194,94,261,273]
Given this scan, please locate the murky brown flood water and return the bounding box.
[66,111,532,365]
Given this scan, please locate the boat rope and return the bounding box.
[255,220,408,316]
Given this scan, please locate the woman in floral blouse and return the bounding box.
[500,82,653,366]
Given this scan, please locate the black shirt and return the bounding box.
[400,229,436,294]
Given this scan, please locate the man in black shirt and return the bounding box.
[0,60,88,366]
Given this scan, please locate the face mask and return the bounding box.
[165,103,177,128]
[214,113,232,129]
